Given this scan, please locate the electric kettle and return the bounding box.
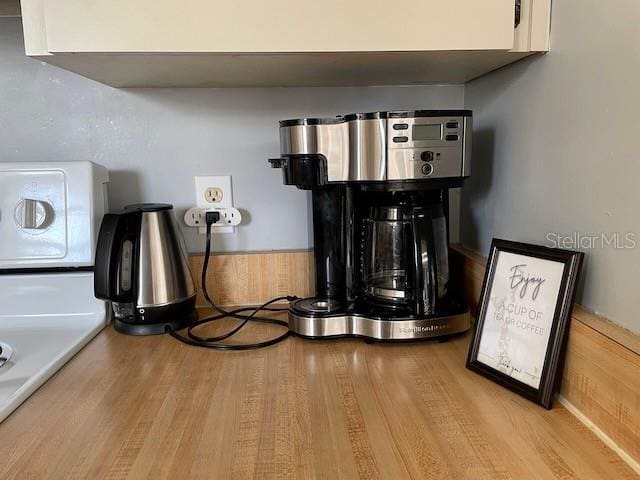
[94,203,197,335]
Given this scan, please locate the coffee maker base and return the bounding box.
[288,309,471,341]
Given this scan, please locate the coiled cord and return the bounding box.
[167,213,297,350]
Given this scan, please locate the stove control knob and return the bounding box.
[15,198,54,230]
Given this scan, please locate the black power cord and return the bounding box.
[167,211,298,350]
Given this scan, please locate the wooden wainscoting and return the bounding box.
[189,250,313,307]
[450,243,640,466]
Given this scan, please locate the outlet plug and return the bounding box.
[184,207,242,231]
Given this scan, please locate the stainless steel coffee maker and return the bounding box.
[269,110,472,341]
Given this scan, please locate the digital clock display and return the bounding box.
[412,124,442,141]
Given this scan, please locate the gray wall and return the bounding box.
[463,0,640,332]
[0,18,464,253]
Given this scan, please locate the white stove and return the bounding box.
[0,161,109,422]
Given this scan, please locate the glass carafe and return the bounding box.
[362,206,412,303]
[361,203,449,315]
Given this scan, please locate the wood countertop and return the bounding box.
[1,310,637,479]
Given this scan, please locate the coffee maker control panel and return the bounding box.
[387,113,472,181]
[275,110,471,186]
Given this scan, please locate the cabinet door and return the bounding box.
[43,0,517,53]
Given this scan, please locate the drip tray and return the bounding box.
[292,298,346,315]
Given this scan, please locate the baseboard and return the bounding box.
[558,395,640,476]
[450,243,640,465]
[189,250,313,308]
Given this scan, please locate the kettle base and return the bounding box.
[112,295,198,336]
[114,313,197,336]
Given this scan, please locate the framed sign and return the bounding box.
[466,239,584,409]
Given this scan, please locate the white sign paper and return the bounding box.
[476,251,565,388]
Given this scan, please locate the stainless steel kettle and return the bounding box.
[94,203,197,335]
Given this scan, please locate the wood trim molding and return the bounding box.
[571,305,640,356]
[0,0,21,17]
[450,243,640,464]
[189,250,313,308]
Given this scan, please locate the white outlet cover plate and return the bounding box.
[194,175,234,233]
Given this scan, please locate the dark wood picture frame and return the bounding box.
[466,239,584,409]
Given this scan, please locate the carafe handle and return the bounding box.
[411,207,438,316]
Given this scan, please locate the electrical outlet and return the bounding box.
[184,207,242,230]
[185,208,206,227]
[193,176,236,233]
[204,187,223,203]
[195,176,232,208]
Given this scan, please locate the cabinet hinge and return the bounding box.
[514,0,522,28]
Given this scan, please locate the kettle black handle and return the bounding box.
[411,207,438,316]
[94,213,128,301]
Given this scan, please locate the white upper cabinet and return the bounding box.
[43,0,517,53]
[20,0,551,87]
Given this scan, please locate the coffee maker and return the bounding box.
[269,110,472,341]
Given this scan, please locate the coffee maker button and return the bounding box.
[421,163,434,176]
[393,136,408,143]
[421,151,434,162]
[393,123,409,130]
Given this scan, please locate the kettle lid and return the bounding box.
[122,203,173,213]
